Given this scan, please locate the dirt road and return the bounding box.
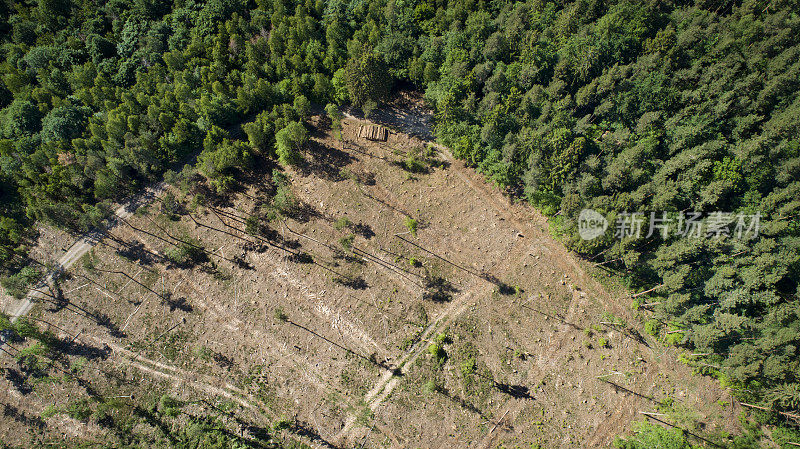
[4,183,165,324]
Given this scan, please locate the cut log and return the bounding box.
[358,124,388,141]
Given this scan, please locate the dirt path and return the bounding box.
[3,183,165,324]
[91,336,334,449]
[331,128,542,445]
[335,108,678,448]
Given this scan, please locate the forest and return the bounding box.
[0,0,798,446]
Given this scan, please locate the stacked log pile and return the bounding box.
[358,124,388,141]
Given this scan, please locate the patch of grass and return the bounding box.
[597,337,608,348]
[160,331,188,362]
[355,405,374,427]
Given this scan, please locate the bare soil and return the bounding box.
[0,100,739,448]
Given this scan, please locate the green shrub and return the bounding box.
[460,358,476,376]
[338,234,355,251]
[165,239,207,267]
[67,399,93,421]
[1,266,41,299]
[422,379,440,395]
[158,395,182,417]
[245,216,262,235]
[644,319,660,336]
[428,342,446,366]
[272,418,292,431]
[274,307,288,322]
[405,217,418,236]
[334,216,351,230]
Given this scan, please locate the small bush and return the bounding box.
[362,99,378,118]
[665,330,684,345]
[422,379,440,395]
[245,216,262,236]
[1,266,41,299]
[66,399,93,421]
[597,337,608,348]
[460,358,476,376]
[272,418,292,431]
[272,185,298,216]
[165,239,207,267]
[644,319,660,336]
[334,216,351,230]
[82,250,98,272]
[274,307,288,322]
[158,395,182,417]
[405,217,418,236]
[428,342,446,366]
[160,192,181,220]
[338,234,355,251]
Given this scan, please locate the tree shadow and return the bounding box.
[598,378,658,404]
[438,387,489,420]
[3,368,32,395]
[212,351,234,369]
[164,295,193,313]
[133,405,178,446]
[232,254,254,270]
[31,287,127,338]
[2,403,44,429]
[286,200,320,224]
[332,275,368,290]
[352,223,375,239]
[290,420,343,449]
[494,382,533,400]
[361,189,415,217]
[299,139,356,182]
[474,372,534,400]
[94,311,127,338]
[519,303,583,331]
[599,321,650,348]
[116,240,159,266]
[341,140,392,162]
[59,338,111,361]
[287,320,397,374]
[423,275,458,302]
[394,235,515,291]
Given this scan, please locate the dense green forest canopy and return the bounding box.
[0,0,798,431]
